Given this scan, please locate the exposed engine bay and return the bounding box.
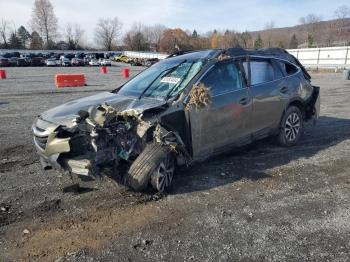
[53,104,187,182]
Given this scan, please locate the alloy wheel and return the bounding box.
[151,154,175,192]
[284,112,301,142]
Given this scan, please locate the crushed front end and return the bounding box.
[32,104,189,182]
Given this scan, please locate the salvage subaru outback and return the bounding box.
[32,48,320,192]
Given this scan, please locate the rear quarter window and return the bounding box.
[278,61,299,75]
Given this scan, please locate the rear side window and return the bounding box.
[200,63,243,96]
[247,60,274,85]
[243,59,286,85]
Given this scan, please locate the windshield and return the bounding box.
[116,60,204,99]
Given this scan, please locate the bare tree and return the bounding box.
[334,5,350,36]
[94,18,122,50]
[65,23,85,49]
[0,19,9,48]
[334,5,350,20]
[264,21,275,30]
[264,21,275,47]
[144,24,166,51]
[299,14,322,45]
[135,23,166,51]
[123,23,150,51]
[239,31,252,48]
[299,14,322,25]
[30,0,58,47]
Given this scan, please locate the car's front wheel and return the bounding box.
[126,143,175,192]
[278,106,303,147]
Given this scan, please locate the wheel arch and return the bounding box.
[277,98,305,131]
[287,99,305,114]
[283,98,305,121]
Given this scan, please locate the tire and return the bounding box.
[278,106,303,147]
[126,143,175,192]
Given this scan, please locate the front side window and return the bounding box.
[200,62,243,96]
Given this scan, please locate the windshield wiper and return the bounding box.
[138,59,187,100]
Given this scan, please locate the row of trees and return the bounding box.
[0,1,350,52]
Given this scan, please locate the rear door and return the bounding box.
[243,58,287,135]
[189,60,252,159]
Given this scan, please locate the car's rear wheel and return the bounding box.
[126,143,175,192]
[278,106,303,147]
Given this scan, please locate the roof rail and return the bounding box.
[166,50,197,58]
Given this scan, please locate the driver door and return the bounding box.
[188,60,252,160]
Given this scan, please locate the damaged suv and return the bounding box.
[32,48,320,192]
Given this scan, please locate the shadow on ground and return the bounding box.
[169,116,350,194]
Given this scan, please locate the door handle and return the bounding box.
[239,97,249,105]
[280,86,289,94]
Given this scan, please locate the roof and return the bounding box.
[166,47,311,80]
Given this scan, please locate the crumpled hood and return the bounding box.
[40,92,166,127]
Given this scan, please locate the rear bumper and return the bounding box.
[315,89,320,119]
[304,85,320,122]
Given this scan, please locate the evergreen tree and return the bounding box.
[29,31,43,49]
[192,29,198,38]
[45,39,56,49]
[307,33,314,48]
[17,26,31,49]
[9,32,21,49]
[289,34,298,49]
[254,34,263,48]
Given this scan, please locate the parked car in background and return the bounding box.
[71,58,85,66]
[20,54,31,60]
[89,59,100,66]
[2,52,20,58]
[64,53,75,60]
[75,53,85,59]
[31,57,45,66]
[99,59,112,66]
[46,58,58,67]
[61,58,71,67]
[143,58,159,67]
[17,58,30,67]
[0,58,10,67]
[8,57,18,67]
[83,57,90,65]
[129,58,143,66]
[115,54,129,63]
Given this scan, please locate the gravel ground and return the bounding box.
[0,66,349,261]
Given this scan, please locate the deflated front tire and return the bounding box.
[126,143,175,192]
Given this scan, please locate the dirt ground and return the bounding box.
[0,66,349,261]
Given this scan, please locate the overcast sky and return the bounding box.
[0,0,349,43]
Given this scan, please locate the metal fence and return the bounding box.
[126,48,350,69]
[287,46,350,69]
